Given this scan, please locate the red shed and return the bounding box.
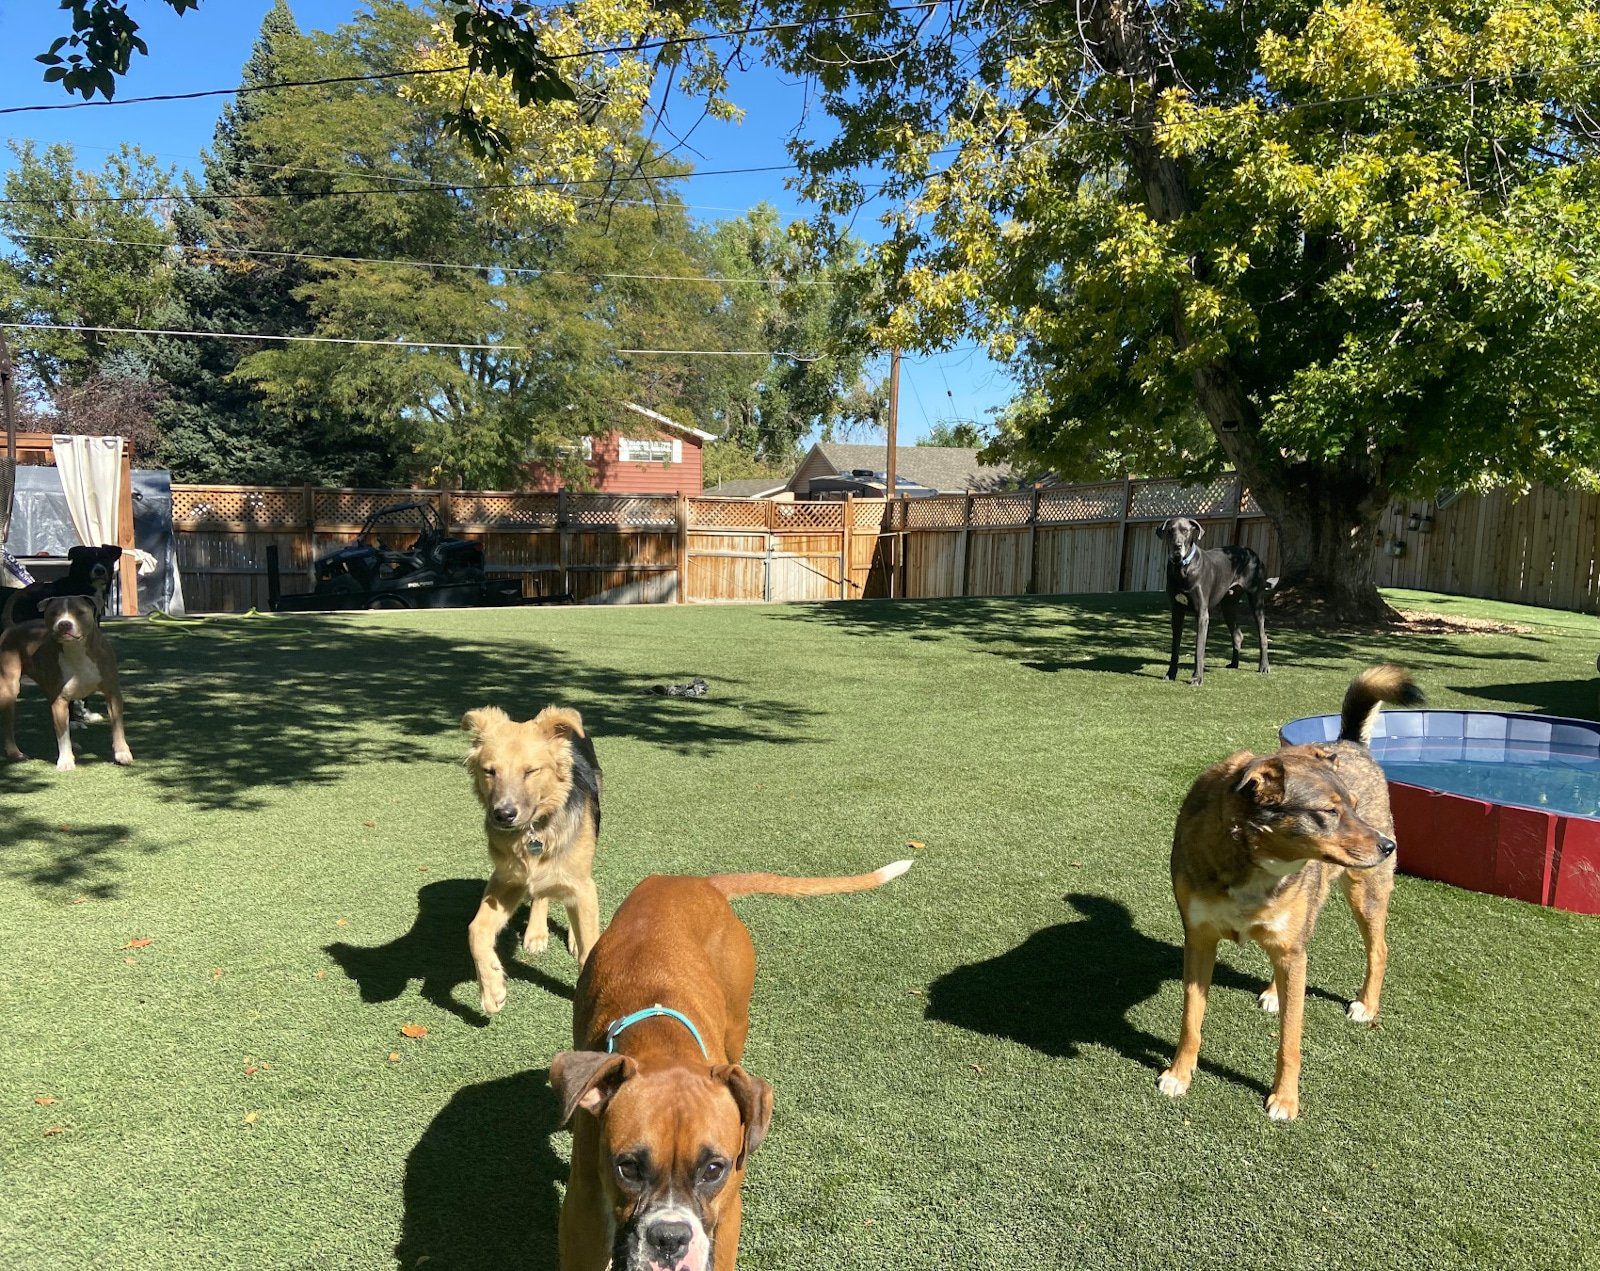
[528,403,714,496]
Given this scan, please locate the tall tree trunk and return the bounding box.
[1090,0,1391,621]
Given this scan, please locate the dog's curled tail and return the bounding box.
[1339,664,1425,745]
[709,859,913,900]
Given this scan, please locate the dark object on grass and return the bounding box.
[1156,517,1277,686]
[650,677,708,698]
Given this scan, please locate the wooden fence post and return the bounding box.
[675,493,689,604]
[959,493,974,597]
[1115,476,1133,591]
[1027,485,1041,596]
[557,489,569,599]
[1229,474,1242,546]
[438,485,453,533]
[302,484,316,585]
[841,494,854,601]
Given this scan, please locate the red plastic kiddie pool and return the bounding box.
[1279,710,1600,916]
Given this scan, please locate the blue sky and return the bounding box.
[0,0,1012,443]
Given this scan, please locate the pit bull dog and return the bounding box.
[550,859,913,1271]
[1,595,132,772]
[1157,517,1276,686]
[1,544,123,629]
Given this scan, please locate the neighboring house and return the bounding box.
[528,402,716,495]
[701,477,791,499]
[786,442,1023,499]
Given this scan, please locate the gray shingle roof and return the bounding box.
[812,443,1019,493]
[702,477,788,497]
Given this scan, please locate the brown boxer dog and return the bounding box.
[1,595,132,772]
[550,859,913,1271]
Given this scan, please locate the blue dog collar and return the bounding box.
[604,1005,708,1059]
[1180,544,1200,566]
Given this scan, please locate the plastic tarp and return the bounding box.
[1,464,185,615]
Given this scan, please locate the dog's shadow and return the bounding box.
[397,1067,565,1270]
[327,878,574,1027]
[926,893,1349,1098]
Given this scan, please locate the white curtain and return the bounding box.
[52,434,124,550]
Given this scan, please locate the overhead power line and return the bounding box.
[0,2,950,118]
[0,321,820,359]
[1,229,840,287]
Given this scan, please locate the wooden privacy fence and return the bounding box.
[171,485,885,611]
[168,475,1600,614]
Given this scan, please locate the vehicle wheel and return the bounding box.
[368,594,411,610]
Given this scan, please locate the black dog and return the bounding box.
[1,545,122,630]
[1156,517,1275,686]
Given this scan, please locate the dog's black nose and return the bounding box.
[1377,835,1397,857]
[492,802,518,825]
[646,1220,693,1260]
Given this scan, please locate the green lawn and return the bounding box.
[3,591,1597,1270]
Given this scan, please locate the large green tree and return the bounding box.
[739,0,1600,617]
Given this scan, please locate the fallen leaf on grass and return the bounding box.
[71,896,87,906]
[212,968,224,980]
[243,1067,258,1077]
[123,958,137,967]
[335,918,348,927]
[33,1096,58,1106]
[363,821,376,829]
[387,1052,401,1063]
[400,1024,428,1039]
[57,824,72,833]
[42,1126,65,1137]
[906,840,926,850]
[314,969,327,980]
[242,1111,259,1125]
[967,1063,985,1075]
[123,938,154,950]
[417,866,430,873]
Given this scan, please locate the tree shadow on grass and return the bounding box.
[97,614,821,812]
[327,878,575,1028]
[925,893,1355,1098]
[0,765,157,899]
[773,593,1556,681]
[397,1066,564,1271]
[1445,679,1597,720]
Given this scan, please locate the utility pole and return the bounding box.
[886,347,900,598]
[0,331,17,546]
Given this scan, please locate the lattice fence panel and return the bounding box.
[852,498,889,530]
[689,498,768,529]
[772,501,844,532]
[313,488,434,527]
[451,491,559,528]
[1037,483,1123,524]
[174,486,302,528]
[904,496,969,530]
[1131,475,1239,520]
[970,493,1033,528]
[1240,487,1264,516]
[566,494,677,528]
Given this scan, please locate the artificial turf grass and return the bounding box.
[0,591,1596,1270]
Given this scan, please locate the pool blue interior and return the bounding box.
[1279,711,1600,820]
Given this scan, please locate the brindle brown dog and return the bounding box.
[1158,665,1422,1120]
[462,704,602,1016]
[1,595,132,772]
[550,860,912,1271]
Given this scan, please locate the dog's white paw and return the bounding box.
[1347,1000,1376,1023]
[1265,1090,1300,1121]
[523,929,549,955]
[55,755,77,773]
[1157,1069,1191,1099]
[113,748,133,767]
[1257,987,1280,1014]
[480,977,507,1016]
[567,929,582,960]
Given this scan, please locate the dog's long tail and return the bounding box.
[709,859,913,899]
[1339,664,1425,745]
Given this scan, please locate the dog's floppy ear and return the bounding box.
[1234,756,1286,805]
[549,1051,637,1127]
[1193,521,1205,543]
[1156,519,1173,539]
[534,705,586,739]
[712,1064,774,1168]
[460,706,510,738]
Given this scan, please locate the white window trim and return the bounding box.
[619,437,674,464]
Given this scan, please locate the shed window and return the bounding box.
[619,437,673,463]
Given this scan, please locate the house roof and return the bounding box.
[623,401,717,443]
[801,442,1019,493]
[702,477,789,498]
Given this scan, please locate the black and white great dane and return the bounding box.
[1157,517,1276,686]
